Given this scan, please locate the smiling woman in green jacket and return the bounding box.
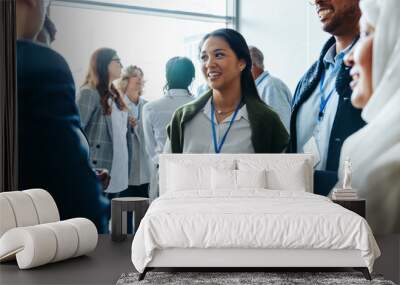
[165,28,288,154]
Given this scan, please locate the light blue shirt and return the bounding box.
[296,43,353,171]
[106,102,129,193]
[142,89,194,165]
[164,97,254,154]
[126,97,151,185]
[128,98,140,118]
[255,71,292,131]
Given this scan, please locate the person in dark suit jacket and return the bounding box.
[288,0,366,196]
[17,0,109,233]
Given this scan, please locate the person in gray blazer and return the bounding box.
[77,48,131,198]
[116,65,151,199]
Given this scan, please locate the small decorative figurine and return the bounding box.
[342,157,353,190]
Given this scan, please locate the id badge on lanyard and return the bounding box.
[211,97,242,154]
[304,136,321,167]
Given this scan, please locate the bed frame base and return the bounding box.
[138,267,150,281]
[137,248,372,281]
[354,267,372,280]
[138,267,372,281]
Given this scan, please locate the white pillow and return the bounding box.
[237,158,312,192]
[167,163,208,191]
[211,168,236,190]
[167,160,235,192]
[266,162,308,191]
[236,169,267,189]
[211,169,267,191]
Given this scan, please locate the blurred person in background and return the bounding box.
[142,56,195,199]
[249,45,292,131]
[116,65,151,199]
[77,48,131,201]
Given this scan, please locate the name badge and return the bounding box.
[303,136,321,168]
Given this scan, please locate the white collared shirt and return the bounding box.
[126,96,140,118]
[106,102,129,193]
[164,97,254,154]
[142,89,194,165]
[126,96,152,185]
[296,43,353,171]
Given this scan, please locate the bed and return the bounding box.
[131,154,380,280]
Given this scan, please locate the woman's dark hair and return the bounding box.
[83,47,127,115]
[165,56,195,91]
[199,28,261,101]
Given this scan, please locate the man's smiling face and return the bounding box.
[314,0,361,36]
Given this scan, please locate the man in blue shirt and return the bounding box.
[288,0,365,196]
[249,46,292,131]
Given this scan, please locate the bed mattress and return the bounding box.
[131,190,380,272]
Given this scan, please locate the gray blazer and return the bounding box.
[77,86,114,171]
[127,98,151,186]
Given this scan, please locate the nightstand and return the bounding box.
[111,197,150,242]
[332,199,366,218]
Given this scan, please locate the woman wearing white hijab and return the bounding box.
[340,0,400,234]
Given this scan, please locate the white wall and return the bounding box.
[50,4,225,102]
[239,0,330,93]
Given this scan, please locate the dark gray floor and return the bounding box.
[374,234,400,284]
[0,235,134,285]
[1,234,398,285]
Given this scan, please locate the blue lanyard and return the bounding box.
[318,69,337,121]
[318,55,344,121]
[318,40,357,121]
[211,97,242,153]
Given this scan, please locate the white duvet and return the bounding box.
[131,190,380,273]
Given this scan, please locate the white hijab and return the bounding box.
[361,0,400,122]
[338,0,400,234]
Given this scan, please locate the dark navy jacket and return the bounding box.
[288,37,366,196]
[17,40,109,233]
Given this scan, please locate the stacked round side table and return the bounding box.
[111,197,149,242]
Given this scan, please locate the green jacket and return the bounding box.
[166,91,289,153]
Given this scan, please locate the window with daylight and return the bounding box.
[50,0,236,100]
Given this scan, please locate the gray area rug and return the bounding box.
[117,272,396,285]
